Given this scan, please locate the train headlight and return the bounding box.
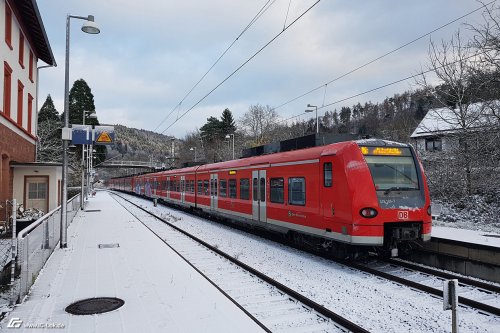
[360,208,378,218]
[427,205,432,216]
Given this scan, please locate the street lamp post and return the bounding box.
[225,134,235,160]
[60,14,100,248]
[305,104,319,134]
[190,147,197,162]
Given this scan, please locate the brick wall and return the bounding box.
[0,122,35,219]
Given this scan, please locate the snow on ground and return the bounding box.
[120,193,500,333]
[2,192,265,333]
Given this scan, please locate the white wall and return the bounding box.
[12,165,62,212]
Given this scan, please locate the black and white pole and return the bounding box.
[443,279,459,333]
[9,199,16,305]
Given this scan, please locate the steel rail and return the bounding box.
[111,192,370,333]
[343,260,500,317]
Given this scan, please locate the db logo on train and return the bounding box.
[398,211,409,220]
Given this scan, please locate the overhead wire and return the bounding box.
[272,0,497,111]
[161,0,322,134]
[279,49,488,124]
[153,0,277,132]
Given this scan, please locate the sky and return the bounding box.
[35,0,487,138]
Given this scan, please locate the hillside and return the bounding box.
[107,125,175,164]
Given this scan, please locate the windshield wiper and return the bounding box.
[383,187,418,195]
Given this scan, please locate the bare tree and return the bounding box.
[239,104,280,146]
[417,30,498,196]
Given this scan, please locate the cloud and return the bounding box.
[36,0,482,138]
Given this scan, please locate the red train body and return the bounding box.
[108,139,432,257]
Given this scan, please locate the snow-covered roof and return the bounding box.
[410,101,499,138]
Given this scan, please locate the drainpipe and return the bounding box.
[35,64,56,161]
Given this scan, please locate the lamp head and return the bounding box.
[82,15,100,34]
[305,109,313,113]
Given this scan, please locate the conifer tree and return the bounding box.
[38,94,59,122]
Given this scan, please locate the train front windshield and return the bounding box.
[365,155,419,191]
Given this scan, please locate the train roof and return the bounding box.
[128,139,410,179]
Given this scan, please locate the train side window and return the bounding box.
[203,180,209,195]
[270,178,284,204]
[197,180,202,194]
[220,179,227,197]
[260,178,266,202]
[288,177,306,205]
[253,178,258,201]
[240,178,250,200]
[229,179,237,198]
[324,162,332,187]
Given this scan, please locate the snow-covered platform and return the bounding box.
[3,191,264,332]
[432,226,500,248]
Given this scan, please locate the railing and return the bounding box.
[14,194,81,303]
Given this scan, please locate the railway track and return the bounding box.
[110,193,369,333]
[344,258,500,317]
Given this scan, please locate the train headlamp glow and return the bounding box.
[361,146,403,156]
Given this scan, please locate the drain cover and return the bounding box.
[65,297,124,315]
[98,243,120,249]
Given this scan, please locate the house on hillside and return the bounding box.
[0,0,58,222]
[410,101,499,155]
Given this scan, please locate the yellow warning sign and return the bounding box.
[96,131,112,143]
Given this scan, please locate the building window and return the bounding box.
[229,179,237,198]
[19,33,24,68]
[270,178,284,203]
[219,179,227,197]
[29,51,34,82]
[17,80,24,126]
[28,182,47,200]
[288,177,305,206]
[240,178,250,200]
[3,62,12,117]
[27,93,33,133]
[425,138,442,151]
[5,5,12,49]
[324,162,332,187]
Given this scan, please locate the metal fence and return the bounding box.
[0,194,81,305]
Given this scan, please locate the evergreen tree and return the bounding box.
[220,108,236,135]
[200,116,222,142]
[38,94,59,122]
[61,79,99,126]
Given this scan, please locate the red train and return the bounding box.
[108,139,432,257]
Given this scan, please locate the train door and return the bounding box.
[252,170,267,223]
[210,173,218,211]
[166,176,170,199]
[181,175,185,204]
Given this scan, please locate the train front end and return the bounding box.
[354,140,432,256]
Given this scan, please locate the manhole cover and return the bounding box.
[65,297,124,315]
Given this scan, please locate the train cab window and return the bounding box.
[288,177,305,205]
[240,178,250,200]
[229,179,237,198]
[220,179,227,197]
[197,181,203,194]
[324,162,332,187]
[270,178,284,204]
